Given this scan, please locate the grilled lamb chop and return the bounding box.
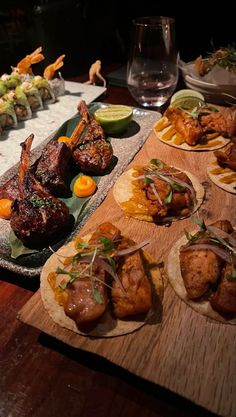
[34,139,71,196]
[10,134,71,247]
[72,100,113,174]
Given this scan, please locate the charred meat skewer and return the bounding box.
[10,134,71,248]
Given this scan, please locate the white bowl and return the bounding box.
[180,61,236,105]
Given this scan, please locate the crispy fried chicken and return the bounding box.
[165,106,203,145]
[180,220,236,316]
[214,142,236,171]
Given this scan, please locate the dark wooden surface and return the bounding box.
[0,69,220,417]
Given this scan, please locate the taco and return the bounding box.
[167,218,236,324]
[207,142,236,194]
[113,159,204,223]
[40,222,163,337]
[153,100,234,151]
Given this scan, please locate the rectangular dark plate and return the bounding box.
[0,104,160,277]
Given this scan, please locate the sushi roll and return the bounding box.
[19,81,43,111]
[1,73,21,90]
[48,72,65,97]
[32,75,56,103]
[3,87,32,121]
[0,80,8,98]
[0,98,18,130]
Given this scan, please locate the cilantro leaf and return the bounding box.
[191,216,207,231]
[92,288,104,304]
[99,236,114,252]
[164,189,173,204]
[149,159,164,169]
[144,176,154,185]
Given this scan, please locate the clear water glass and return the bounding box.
[127,16,178,109]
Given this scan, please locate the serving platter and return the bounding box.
[0,104,160,276]
[18,129,236,417]
[0,81,106,176]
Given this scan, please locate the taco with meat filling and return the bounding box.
[207,142,236,194]
[113,159,204,224]
[167,217,236,324]
[40,222,163,337]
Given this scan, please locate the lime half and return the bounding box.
[171,96,205,110]
[94,105,133,135]
[170,89,205,104]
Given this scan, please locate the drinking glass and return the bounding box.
[127,16,178,109]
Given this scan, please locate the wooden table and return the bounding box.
[0,72,233,417]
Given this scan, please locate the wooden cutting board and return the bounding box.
[18,130,236,417]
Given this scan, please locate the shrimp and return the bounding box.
[13,47,45,75]
[43,55,66,80]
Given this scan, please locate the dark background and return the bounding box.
[0,0,235,78]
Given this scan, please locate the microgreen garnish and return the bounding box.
[191,216,207,231]
[99,236,114,252]
[92,288,104,304]
[164,189,173,204]
[184,229,199,243]
[144,176,154,185]
[171,181,186,192]
[56,267,79,289]
[149,159,164,169]
[76,241,90,250]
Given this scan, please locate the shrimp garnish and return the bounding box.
[13,47,45,75]
[43,55,66,80]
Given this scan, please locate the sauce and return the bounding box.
[219,174,236,184]
[210,167,232,175]
[173,133,185,145]
[47,271,68,306]
[162,126,176,141]
[154,117,171,131]
[195,140,223,149]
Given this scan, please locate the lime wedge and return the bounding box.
[170,89,205,104]
[171,96,205,111]
[94,105,133,135]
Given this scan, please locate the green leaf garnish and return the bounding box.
[144,176,154,185]
[76,241,90,250]
[164,189,173,204]
[99,236,114,252]
[56,267,78,289]
[149,159,164,169]
[191,216,207,231]
[92,288,104,304]
[106,255,117,272]
[184,229,199,242]
[171,181,186,192]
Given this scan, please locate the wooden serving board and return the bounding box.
[18,130,236,417]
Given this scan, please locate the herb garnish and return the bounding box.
[164,189,173,204]
[226,265,236,282]
[149,159,164,169]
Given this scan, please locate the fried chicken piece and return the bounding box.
[214,142,236,171]
[180,220,234,300]
[210,264,236,315]
[180,248,223,299]
[200,106,236,138]
[139,166,195,221]
[165,106,203,145]
[112,238,152,318]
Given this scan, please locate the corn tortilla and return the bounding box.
[40,233,164,337]
[113,167,205,223]
[167,234,236,325]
